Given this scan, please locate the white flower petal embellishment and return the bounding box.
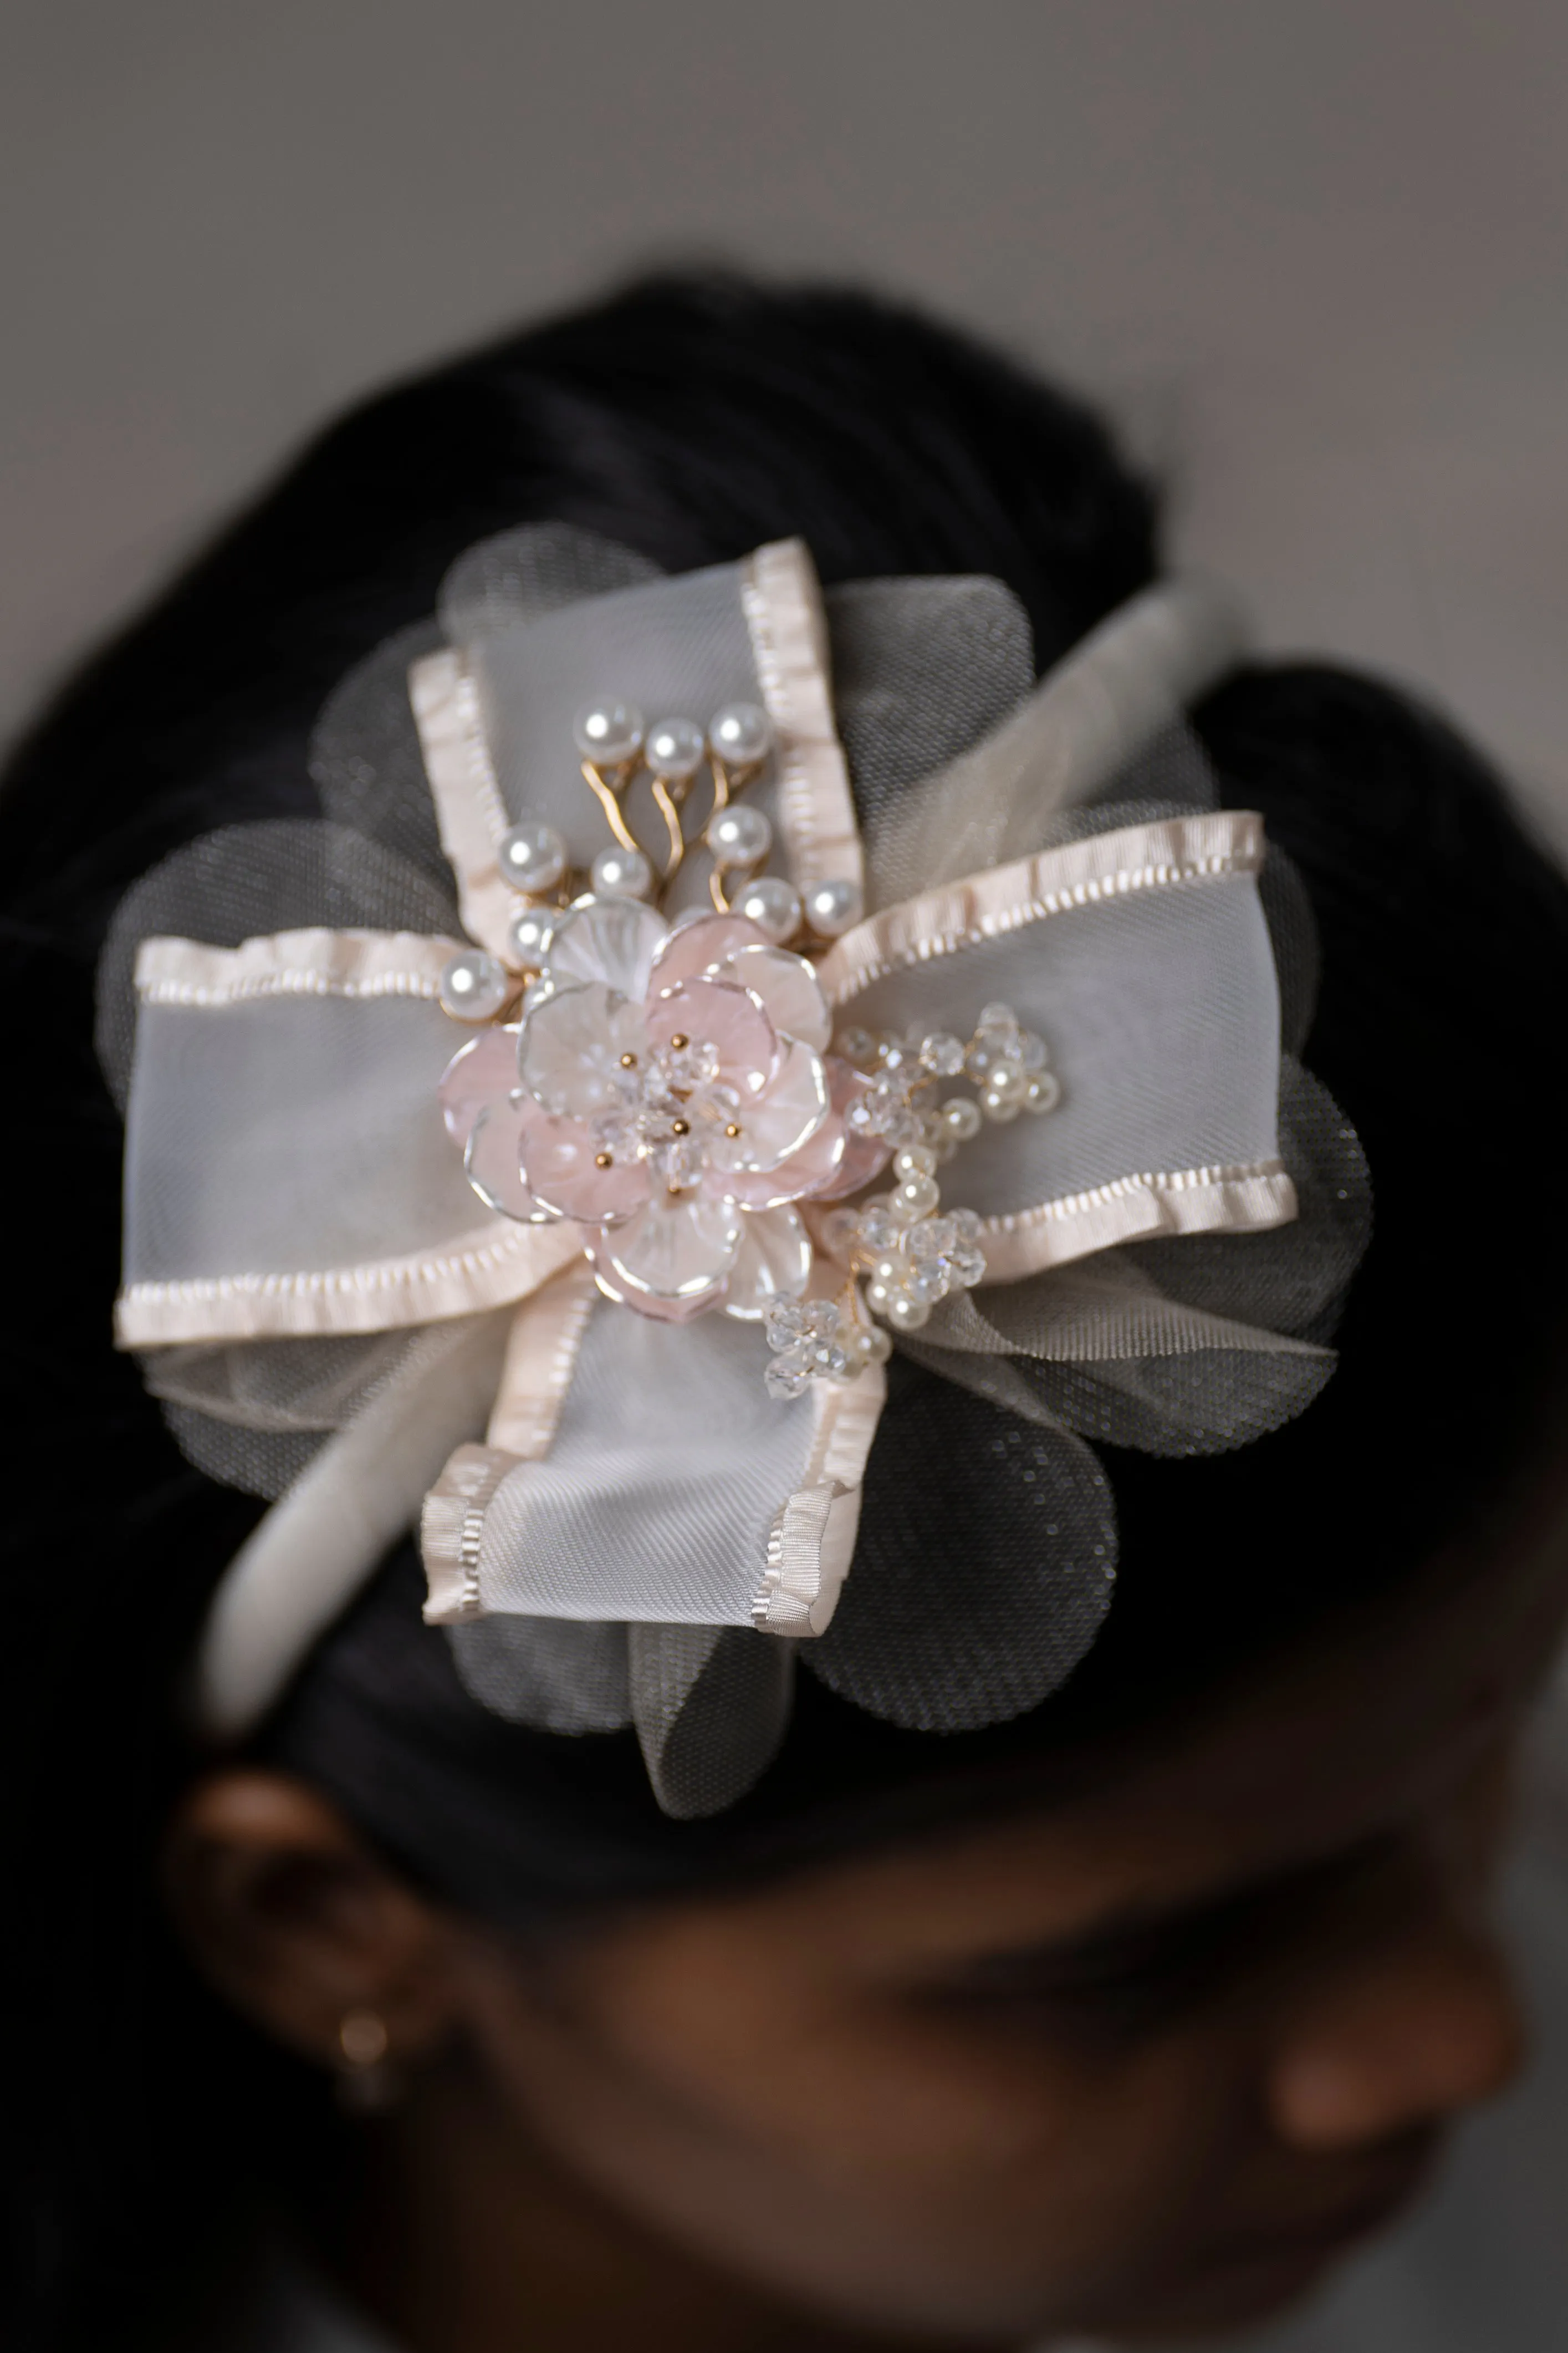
[595,1191,744,1313]
[648,910,770,989]
[520,983,647,1118]
[716,944,832,1052]
[713,1037,829,1172]
[546,897,668,998]
[464,1097,544,1221]
[723,1205,813,1320]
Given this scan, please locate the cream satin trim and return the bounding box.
[741,539,865,897]
[116,1219,584,1346]
[753,1358,886,1636]
[409,646,520,964]
[135,926,461,1004]
[818,809,1265,1004]
[421,1442,520,1624]
[484,1263,599,1454]
[422,1270,599,1621]
[977,1162,1298,1284]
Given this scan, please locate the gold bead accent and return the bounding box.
[724,1122,742,1138]
[619,1052,638,1068]
[594,1151,613,1168]
[669,1032,689,1050]
[671,1118,689,1136]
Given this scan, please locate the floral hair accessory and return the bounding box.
[104,524,1370,1814]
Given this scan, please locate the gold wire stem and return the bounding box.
[708,750,733,814]
[708,847,767,914]
[580,758,641,854]
[650,776,688,881]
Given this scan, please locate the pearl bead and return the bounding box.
[885,1292,931,1332]
[645,716,706,780]
[708,702,773,767]
[507,904,555,967]
[980,1089,1020,1124]
[985,1060,1028,1104]
[859,1325,893,1364]
[891,1174,941,1223]
[802,877,863,938]
[864,1277,893,1316]
[704,803,773,869]
[497,815,567,894]
[1024,1069,1062,1114]
[867,1252,907,1290]
[573,700,644,765]
[438,948,511,1021]
[590,845,653,900]
[732,875,802,944]
[891,1144,937,1181]
[939,1096,983,1143]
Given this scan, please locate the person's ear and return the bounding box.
[165,1767,458,2071]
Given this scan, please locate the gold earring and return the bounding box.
[334,2007,405,2115]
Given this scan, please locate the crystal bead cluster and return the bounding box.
[751,1000,1062,1399]
[835,1001,1060,1148]
[762,1294,892,1400]
[820,1167,988,1332]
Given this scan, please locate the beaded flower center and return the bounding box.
[591,1033,745,1193]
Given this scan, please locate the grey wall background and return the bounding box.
[6,1,1566,838]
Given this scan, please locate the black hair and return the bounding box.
[4,272,1567,2349]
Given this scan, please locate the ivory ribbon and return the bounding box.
[408,649,519,964]
[421,1263,601,1622]
[741,539,865,898]
[817,809,1265,1002]
[118,813,1286,1339]
[753,1359,887,1633]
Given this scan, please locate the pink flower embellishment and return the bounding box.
[439,899,886,1322]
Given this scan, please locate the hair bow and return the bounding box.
[105,526,1368,1812]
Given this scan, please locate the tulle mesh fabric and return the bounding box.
[805,1371,1117,1731]
[628,1623,796,1818]
[311,625,456,891]
[451,1614,632,1735]
[1122,1061,1371,1342]
[440,520,662,639]
[141,1328,430,1500]
[99,524,1371,1812]
[829,576,1035,871]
